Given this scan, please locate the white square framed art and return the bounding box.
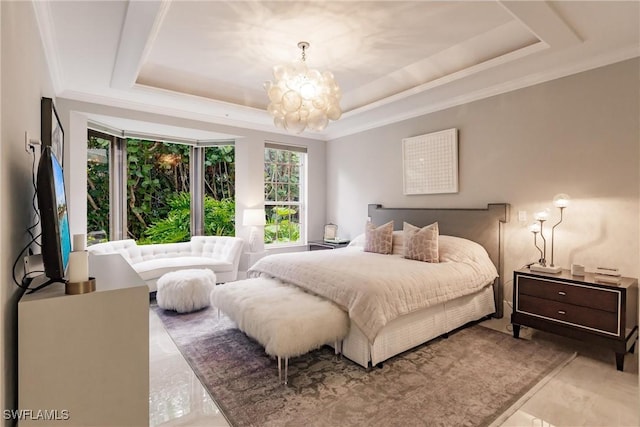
[402,128,458,195]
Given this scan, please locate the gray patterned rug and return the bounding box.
[154,305,574,427]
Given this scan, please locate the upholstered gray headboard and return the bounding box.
[368,203,510,318]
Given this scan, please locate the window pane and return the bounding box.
[275,183,287,202]
[264,146,305,245]
[264,204,300,244]
[265,182,276,202]
[87,134,110,245]
[127,139,191,244]
[204,145,236,236]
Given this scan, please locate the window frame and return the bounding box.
[264,142,307,248]
[87,123,236,243]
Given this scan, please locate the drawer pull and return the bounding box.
[558,291,566,296]
[557,310,566,315]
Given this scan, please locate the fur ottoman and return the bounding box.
[210,277,349,384]
[156,269,216,313]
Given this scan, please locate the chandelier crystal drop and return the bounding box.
[264,41,342,134]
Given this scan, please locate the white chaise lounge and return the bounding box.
[87,236,244,292]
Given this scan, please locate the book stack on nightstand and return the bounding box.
[593,266,622,284]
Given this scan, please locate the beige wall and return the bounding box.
[1,2,56,423]
[326,59,640,302]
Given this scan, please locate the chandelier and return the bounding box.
[264,41,342,134]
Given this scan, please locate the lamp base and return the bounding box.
[65,277,96,295]
[248,227,261,253]
[529,264,562,274]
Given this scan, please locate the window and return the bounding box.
[126,139,191,243]
[264,143,306,246]
[203,145,235,236]
[86,131,111,245]
[87,126,235,245]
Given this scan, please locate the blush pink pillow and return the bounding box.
[403,222,439,263]
[364,221,394,254]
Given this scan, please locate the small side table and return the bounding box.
[308,240,350,251]
[511,268,638,371]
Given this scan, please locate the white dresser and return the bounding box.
[18,253,149,426]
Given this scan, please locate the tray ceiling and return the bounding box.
[34,1,640,140]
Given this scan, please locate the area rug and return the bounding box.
[154,305,575,427]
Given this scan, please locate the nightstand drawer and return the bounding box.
[518,277,619,313]
[518,295,619,335]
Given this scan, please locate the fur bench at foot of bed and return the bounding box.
[210,277,349,384]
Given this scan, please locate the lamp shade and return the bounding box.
[534,209,550,221]
[553,193,571,208]
[243,209,266,227]
[265,42,342,134]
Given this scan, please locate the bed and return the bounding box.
[248,203,510,368]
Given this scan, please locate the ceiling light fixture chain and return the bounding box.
[298,41,308,62]
[264,41,342,134]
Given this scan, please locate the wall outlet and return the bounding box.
[518,211,527,222]
[24,131,41,153]
[24,254,43,274]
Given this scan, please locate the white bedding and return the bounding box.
[247,241,497,343]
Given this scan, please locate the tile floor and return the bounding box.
[149,310,229,427]
[149,305,639,427]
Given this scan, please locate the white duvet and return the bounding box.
[247,238,498,342]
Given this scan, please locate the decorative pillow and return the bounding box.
[364,221,394,254]
[350,230,404,254]
[403,222,439,263]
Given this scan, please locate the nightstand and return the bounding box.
[511,268,638,371]
[308,240,350,251]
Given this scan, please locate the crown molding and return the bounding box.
[32,0,64,94]
[325,47,640,140]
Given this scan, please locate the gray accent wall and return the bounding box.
[326,59,640,298]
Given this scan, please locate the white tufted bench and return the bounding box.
[157,269,216,313]
[210,277,349,384]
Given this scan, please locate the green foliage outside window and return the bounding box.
[87,136,110,239]
[264,206,300,244]
[264,147,303,244]
[126,139,189,241]
[87,135,236,245]
[139,192,235,244]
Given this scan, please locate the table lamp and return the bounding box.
[529,194,570,274]
[243,208,266,253]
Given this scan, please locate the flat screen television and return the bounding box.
[34,146,72,291]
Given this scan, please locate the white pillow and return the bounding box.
[348,233,366,248]
[353,232,491,263]
[438,235,491,263]
[391,230,404,255]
